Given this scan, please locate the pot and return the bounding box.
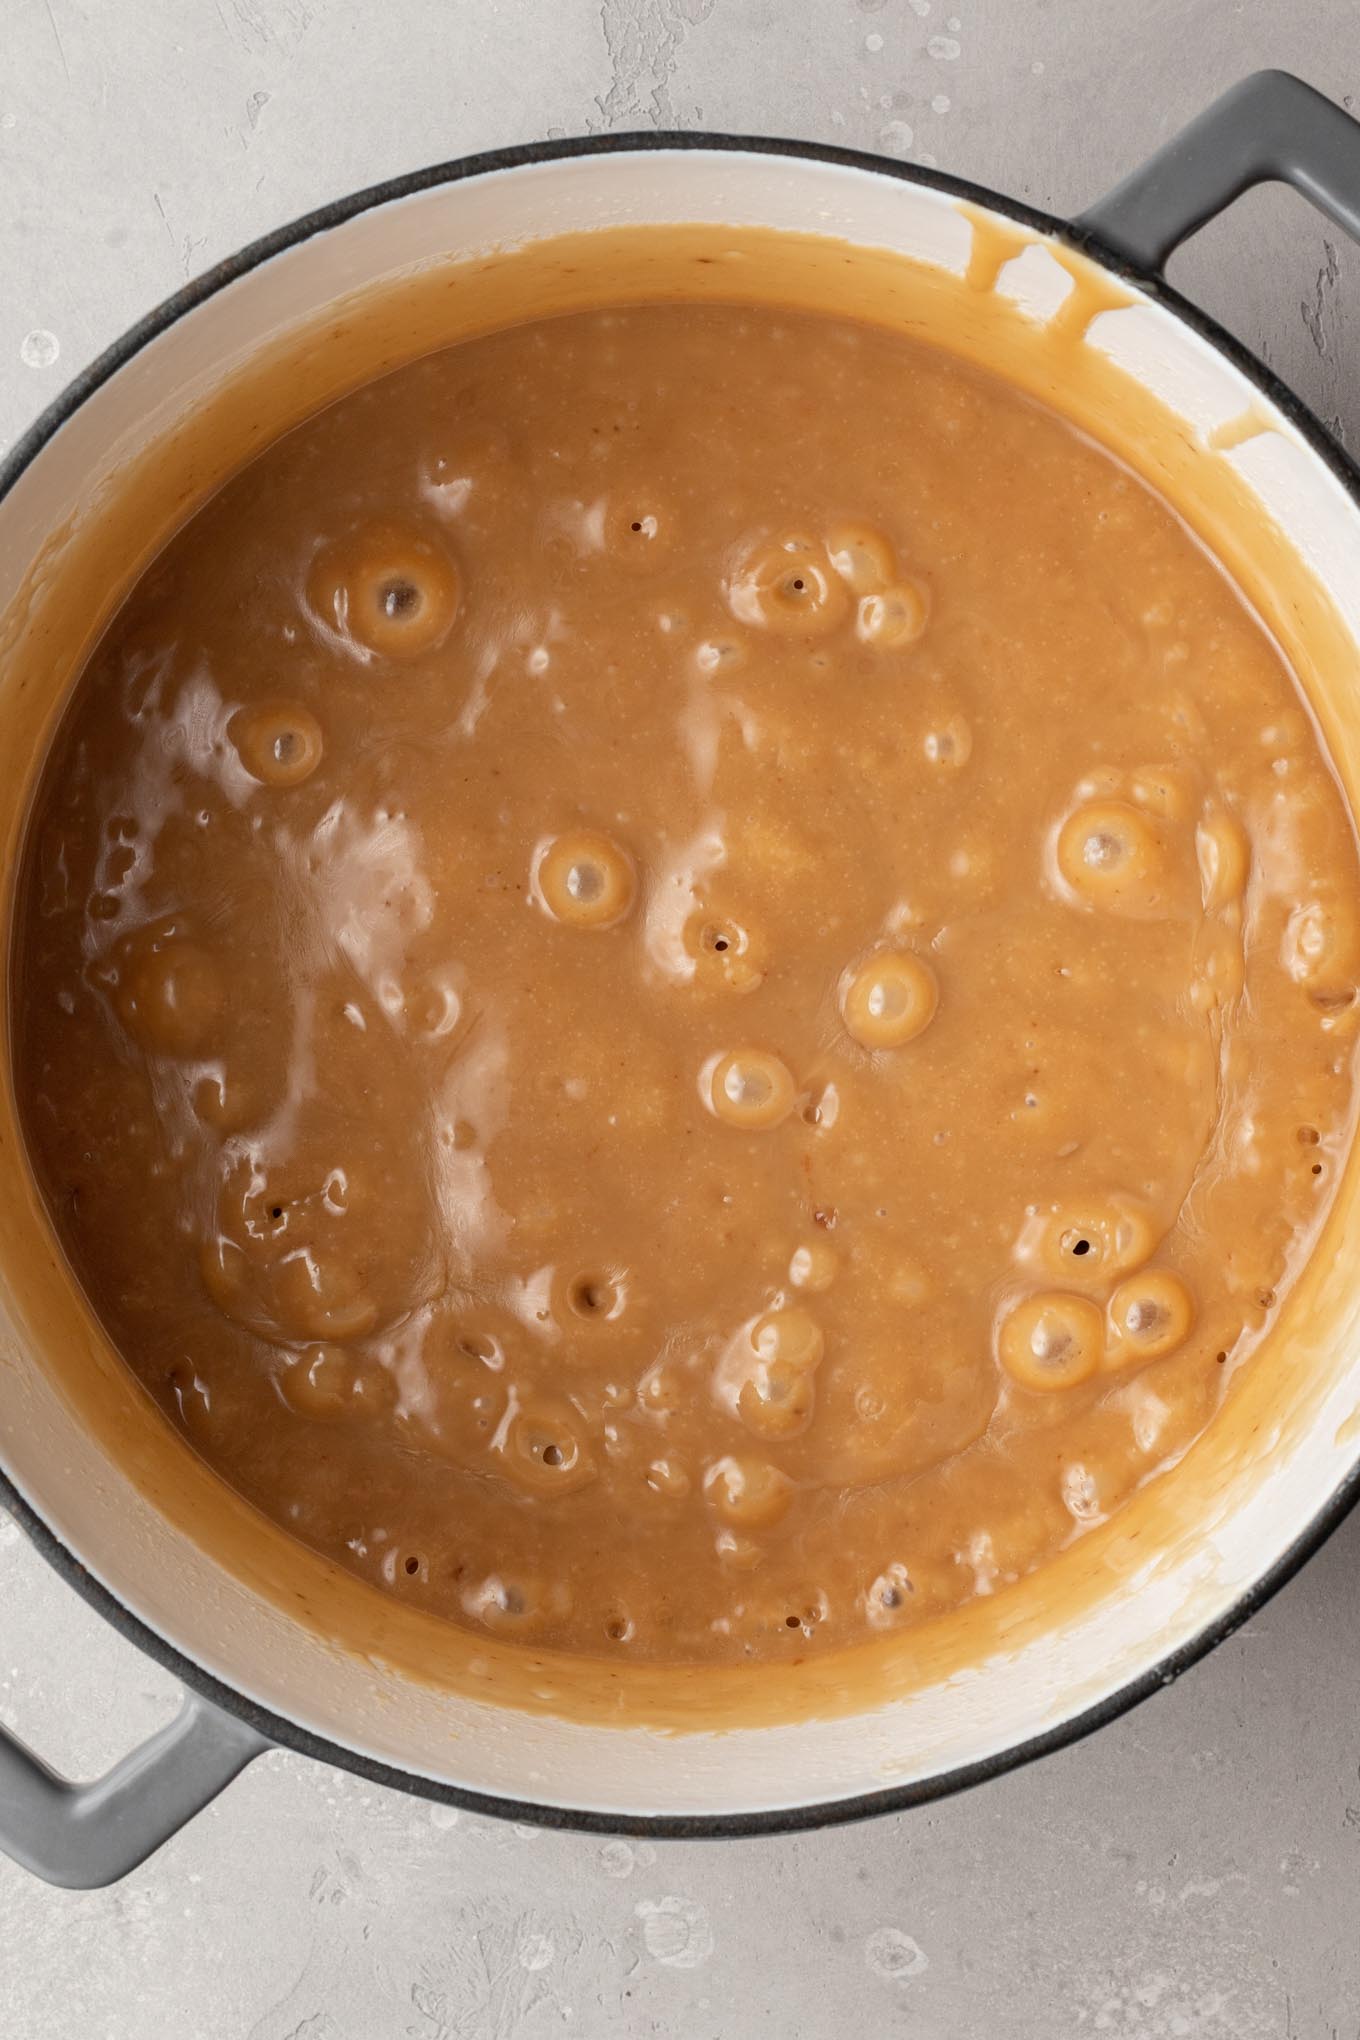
[3,70,1360,1888]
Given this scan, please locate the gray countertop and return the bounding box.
[3,3,1359,2033]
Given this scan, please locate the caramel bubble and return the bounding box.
[278,1345,394,1421]
[308,521,460,658]
[565,1269,626,1322]
[1056,800,1170,917]
[192,1069,259,1132]
[694,635,748,677]
[704,1454,794,1528]
[997,1292,1104,1391]
[751,1306,825,1371]
[534,830,637,928]
[688,915,766,994]
[646,1456,692,1499]
[462,1573,571,1635]
[855,582,928,648]
[737,1361,817,1440]
[603,499,672,570]
[826,521,894,594]
[923,715,973,769]
[864,1561,914,1629]
[113,931,224,1057]
[272,1247,379,1344]
[1016,1196,1157,1290]
[231,701,324,787]
[704,1048,797,1129]
[732,1308,824,1439]
[840,949,938,1049]
[727,532,850,637]
[639,1360,686,1417]
[1104,1270,1195,1368]
[494,1394,597,1496]
[789,1239,838,1291]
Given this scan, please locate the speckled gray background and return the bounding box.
[3,3,1360,2035]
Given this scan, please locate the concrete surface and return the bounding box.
[3,2,1360,2033]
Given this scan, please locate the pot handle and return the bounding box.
[1075,69,1360,271]
[0,1689,267,1888]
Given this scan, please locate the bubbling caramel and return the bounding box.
[13,299,1360,1668]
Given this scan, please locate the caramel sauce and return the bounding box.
[3,216,1359,1727]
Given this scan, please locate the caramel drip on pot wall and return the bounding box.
[1046,256,1134,344]
[963,213,1034,296]
[963,208,1135,344]
[1207,408,1273,454]
[1,215,1359,1732]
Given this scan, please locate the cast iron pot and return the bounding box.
[3,71,1360,1887]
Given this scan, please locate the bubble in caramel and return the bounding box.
[840,949,938,1049]
[277,1344,394,1421]
[1015,1195,1157,1290]
[825,521,895,595]
[534,830,637,929]
[855,582,928,649]
[704,1453,794,1528]
[997,1293,1105,1392]
[1055,799,1173,918]
[716,1307,825,1440]
[703,1048,798,1129]
[1104,1270,1196,1368]
[231,701,324,787]
[111,925,224,1058]
[308,520,460,659]
[726,530,850,637]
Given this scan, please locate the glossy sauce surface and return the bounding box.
[15,302,1360,1665]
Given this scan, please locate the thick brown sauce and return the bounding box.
[14,301,1360,1666]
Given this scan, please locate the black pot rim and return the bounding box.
[4,127,1360,1843]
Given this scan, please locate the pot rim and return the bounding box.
[3,128,1360,1840]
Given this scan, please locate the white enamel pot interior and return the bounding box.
[3,139,1360,1833]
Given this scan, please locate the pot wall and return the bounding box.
[3,145,1360,1818]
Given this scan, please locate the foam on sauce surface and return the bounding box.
[14,301,1360,1665]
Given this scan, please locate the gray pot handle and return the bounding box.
[0,1689,267,1887]
[1076,69,1360,270]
